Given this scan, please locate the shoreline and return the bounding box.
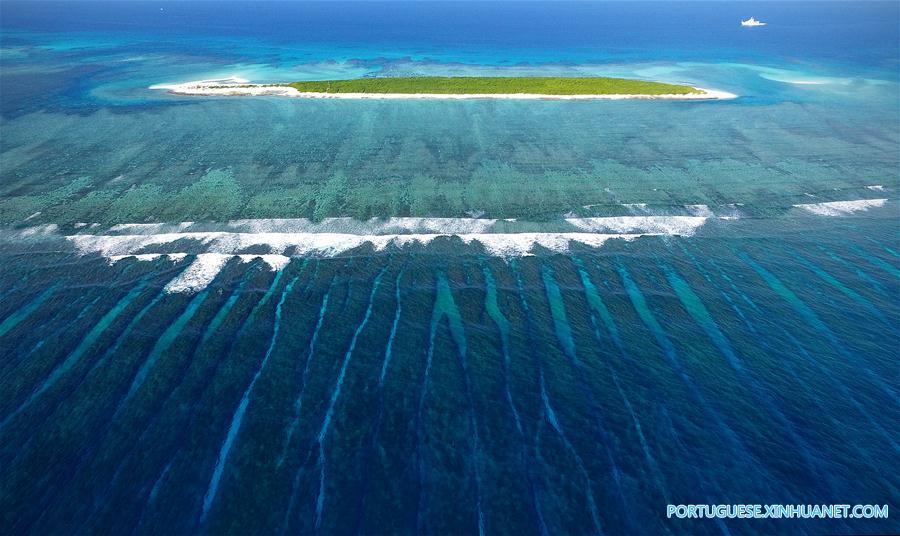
[150,77,738,101]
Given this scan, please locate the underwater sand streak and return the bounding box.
[874,239,900,260]
[40,280,214,529]
[655,403,733,536]
[119,289,210,409]
[136,269,288,531]
[10,294,101,375]
[817,246,888,295]
[790,250,890,325]
[413,274,460,531]
[574,258,670,503]
[0,290,97,473]
[200,274,299,525]
[281,273,335,533]
[0,286,58,338]
[81,272,257,532]
[482,263,543,526]
[380,268,405,383]
[709,256,900,458]
[353,264,406,533]
[0,283,146,432]
[661,257,835,490]
[661,264,742,370]
[850,244,900,279]
[1,279,185,534]
[278,271,331,468]
[441,272,486,535]
[616,264,779,486]
[736,252,899,407]
[541,265,632,530]
[415,272,485,535]
[509,259,598,535]
[313,267,387,530]
[539,373,603,534]
[482,266,524,434]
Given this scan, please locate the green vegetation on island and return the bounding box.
[284,76,699,95]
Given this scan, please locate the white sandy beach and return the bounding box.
[150,77,738,100]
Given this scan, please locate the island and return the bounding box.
[151,76,737,100]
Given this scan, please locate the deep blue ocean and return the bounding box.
[1,2,898,534]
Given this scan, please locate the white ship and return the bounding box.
[741,17,767,27]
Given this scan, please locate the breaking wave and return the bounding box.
[793,199,887,216]
[4,214,727,293]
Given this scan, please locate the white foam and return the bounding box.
[62,214,712,261]
[866,185,885,191]
[565,216,707,235]
[684,204,715,217]
[66,214,707,260]
[102,215,707,237]
[459,233,637,256]
[793,199,888,217]
[109,221,195,234]
[164,253,232,294]
[103,234,646,293]
[63,230,679,261]
[224,217,498,235]
[67,232,222,256]
[18,224,59,237]
[108,253,163,264]
[107,253,186,265]
[6,214,719,293]
[236,254,291,271]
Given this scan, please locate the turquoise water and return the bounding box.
[1,2,898,534]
